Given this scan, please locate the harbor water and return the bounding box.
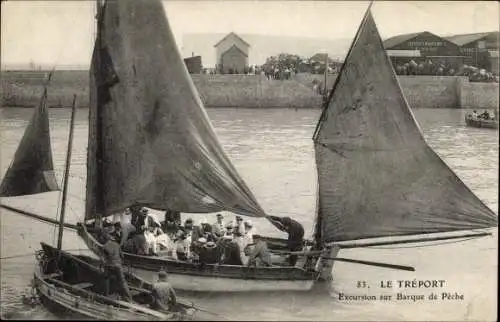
[0,107,497,321]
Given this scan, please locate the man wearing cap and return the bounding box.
[232,215,245,253]
[269,216,304,266]
[150,270,177,311]
[232,216,245,238]
[212,214,226,238]
[102,233,133,301]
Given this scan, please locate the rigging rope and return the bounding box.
[1,248,90,260]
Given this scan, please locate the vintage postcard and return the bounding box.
[0,0,498,321]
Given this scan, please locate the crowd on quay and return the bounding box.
[204,64,300,80]
[90,205,304,268]
[393,59,499,83]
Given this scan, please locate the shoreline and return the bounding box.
[2,71,498,109]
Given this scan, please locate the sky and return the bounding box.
[1,0,499,68]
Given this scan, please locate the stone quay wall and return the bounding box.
[1,70,498,109]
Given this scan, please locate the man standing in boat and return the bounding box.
[101,233,133,302]
[268,216,304,266]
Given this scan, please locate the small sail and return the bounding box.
[0,88,59,196]
[85,0,266,220]
[313,9,498,243]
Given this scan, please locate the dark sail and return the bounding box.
[313,10,498,243]
[85,0,266,220]
[0,88,59,196]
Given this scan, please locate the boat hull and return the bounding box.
[77,224,318,293]
[126,266,314,292]
[33,243,194,321]
[465,116,499,129]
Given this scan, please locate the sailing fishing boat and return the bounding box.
[75,0,497,293]
[0,88,199,319]
[77,0,319,292]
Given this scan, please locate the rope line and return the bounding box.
[1,248,90,260]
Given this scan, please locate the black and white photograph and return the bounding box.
[0,0,498,320]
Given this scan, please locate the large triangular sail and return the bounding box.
[313,9,498,243]
[0,88,59,197]
[85,0,266,220]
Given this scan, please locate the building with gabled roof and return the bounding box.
[445,32,499,48]
[214,32,250,74]
[445,31,499,70]
[383,31,463,68]
[383,32,423,50]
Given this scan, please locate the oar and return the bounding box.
[324,257,415,272]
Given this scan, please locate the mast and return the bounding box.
[57,95,77,249]
[95,0,105,225]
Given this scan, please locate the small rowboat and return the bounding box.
[465,115,499,129]
[32,242,199,321]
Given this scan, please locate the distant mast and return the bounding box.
[323,52,328,100]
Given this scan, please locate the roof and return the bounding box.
[383,32,423,49]
[445,32,496,46]
[386,50,421,57]
[214,32,251,48]
[221,44,248,58]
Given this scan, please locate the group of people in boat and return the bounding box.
[80,205,305,304]
[92,205,305,268]
[469,110,495,121]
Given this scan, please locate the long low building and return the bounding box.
[383,31,499,73]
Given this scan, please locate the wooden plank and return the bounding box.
[115,299,172,319]
[42,272,63,279]
[72,282,93,289]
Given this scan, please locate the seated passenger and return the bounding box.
[245,234,272,267]
[122,226,148,255]
[212,213,226,238]
[163,210,181,236]
[240,220,256,263]
[144,226,158,256]
[155,230,175,256]
[198,241,218,264]
[190,237,207,262]
[174,230,190,261]
[216,232,243,265]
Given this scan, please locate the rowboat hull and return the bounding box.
[77,224,320,293]
[33,243,195,320]
[465,116,499,129]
